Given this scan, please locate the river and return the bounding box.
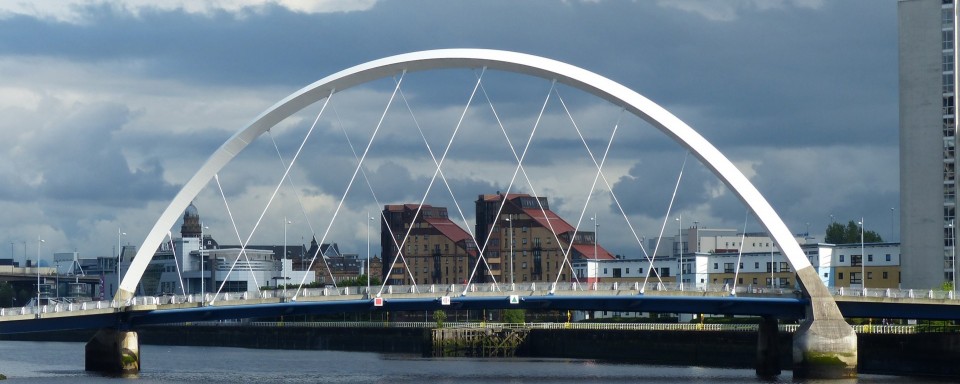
[0,341,949,383]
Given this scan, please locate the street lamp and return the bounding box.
[951,220,957,294]
[693,220,699,253]
[199,223,209,299]
[890,207,896,242]
[860,218,866,290]
[36,237,44,307]
[117,228,126,286]
[507,216,513,286]
[591,214,598,260]
[367,213,374,295]
[676,215,683,291]
[283,217,292,300]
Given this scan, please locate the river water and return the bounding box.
[0,341,949,383]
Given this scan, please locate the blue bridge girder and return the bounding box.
[1,295,808,334]
[4,284,960,335]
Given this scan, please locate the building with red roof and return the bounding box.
[380,204,477,285]
[475,192,615,284]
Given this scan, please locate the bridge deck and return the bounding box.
[1,284,957,334]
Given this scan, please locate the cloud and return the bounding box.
[656,0,824,22]
[0,0,377,24]
[0,0,900,264]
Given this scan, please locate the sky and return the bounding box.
[0,0,900,266]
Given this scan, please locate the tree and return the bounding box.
[432,310,447,327]
[502,309,526,324]
[0,282,13,307]
[824,220,883,244]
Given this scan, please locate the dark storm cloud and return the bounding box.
[30,102,179,206]
[0,0,902,256]
[610,152,717,218]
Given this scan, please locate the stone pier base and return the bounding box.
[85,328,140,375]
[792,318,857,378]
[755,316,781,377]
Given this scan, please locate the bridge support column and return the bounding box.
[85,328,140,375]
[792,318,857,378]
[755,316,781,377]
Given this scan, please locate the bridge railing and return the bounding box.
[162,321,922,334]
[6,283,960,318]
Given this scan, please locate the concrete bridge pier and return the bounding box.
[792,317,857,378]
[755,316,781,377]
[85,328,140,375]
[791,270,858,379]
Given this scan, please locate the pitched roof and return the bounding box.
[571,243,616,260]
[523,208,576,234]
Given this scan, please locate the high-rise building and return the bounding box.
[899,0,958,288]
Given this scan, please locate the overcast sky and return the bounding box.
[0,0,900,265]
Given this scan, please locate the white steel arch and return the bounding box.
[119,49,832,308]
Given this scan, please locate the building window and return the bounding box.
[868,272,873,280]
[886,254,891,262]
[868,254,874,262]
[838,272,844,280]
[839,255,845,262]
[522,262,528,269]
[713,263,719,270]
[883,271,889,279]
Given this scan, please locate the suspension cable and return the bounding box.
[380,68,485,297]
[461,78,557,296]
[297,75,403,300]
[642,152,688,293]
[209,173,264,304]
[167,231,186,296]
[731,210,750,296]
[267,130,339,289]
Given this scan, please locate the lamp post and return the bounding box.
[117,228,126,286]
[591,214,598,260]
[951,220,957,294]
[36,237,44,307]
[676,215,683,291]
[367,213,374,294]
[860,218,866,290]
[693,220,699,253]
[890,207,896,242]
[283,217,291,299]
[507,216,513,286]
[199,223,208,299]
[770,242,775,289]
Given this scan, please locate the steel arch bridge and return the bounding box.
[111,49,856,377]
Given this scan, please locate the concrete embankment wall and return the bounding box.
[6,325,960,377]
[138,325,431,354]
[525,329,787,368]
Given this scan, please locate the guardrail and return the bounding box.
[3,281,960,319]
[164,321,922,334]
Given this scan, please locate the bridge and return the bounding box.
[0,49,920,378]
[4,284,960,333]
